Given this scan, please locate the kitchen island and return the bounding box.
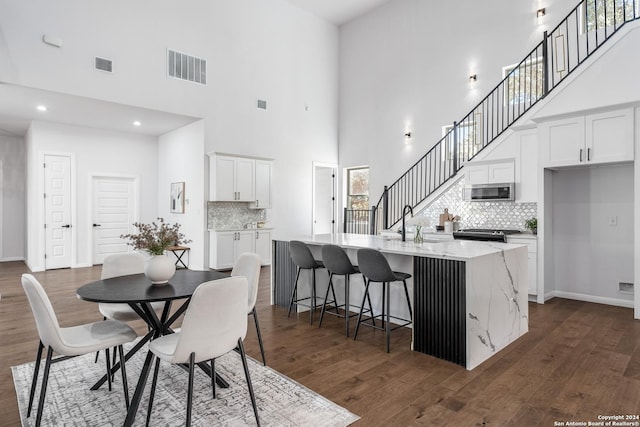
[272,233,528,370]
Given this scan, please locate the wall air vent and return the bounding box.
[167,49,206,85]
[94,57,113,73]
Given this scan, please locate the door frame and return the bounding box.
[311,161,338,235]
[40,151,77,270]
[88,173,140,265]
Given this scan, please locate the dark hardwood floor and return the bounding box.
[2,261,640,426]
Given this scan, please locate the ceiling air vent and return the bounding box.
[95,57,113,73]
[167,49,206,85]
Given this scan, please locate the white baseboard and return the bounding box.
[0,256,25,262]
[550,290,634,308]
[73,263,92,269]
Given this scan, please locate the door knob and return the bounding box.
[61,224,71,228]
[93,223,102,227]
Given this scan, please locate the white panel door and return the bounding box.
[92,176,137,265]
[44,155,72,269]
[313,165,335,235]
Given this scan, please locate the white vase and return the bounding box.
[145,254,176,285]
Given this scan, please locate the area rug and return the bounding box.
[12,342,360,426]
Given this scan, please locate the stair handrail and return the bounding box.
[374,0,639,233]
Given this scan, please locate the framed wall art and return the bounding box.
[170,182,185,214]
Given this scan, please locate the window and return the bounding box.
[583,0,637,32]
[346,167,369,210]
[442,116,482,162]
[502,57,544,106]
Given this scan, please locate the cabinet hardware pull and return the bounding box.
[587,148,591,161]
[256,231,259,239]
[256,199,259,207]
[579,148,583,162]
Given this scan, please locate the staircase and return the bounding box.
[365,0,639,233]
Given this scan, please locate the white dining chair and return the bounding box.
[231,252,266,365]
[98,252,165,322]
[21,274,137,427]
[145,276,260,427]
[94,252,164,365]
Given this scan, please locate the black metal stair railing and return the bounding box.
[358,0,640,234]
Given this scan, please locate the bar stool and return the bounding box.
[288,240,325,325]
[354,248,413,353]
[319,244,375,337]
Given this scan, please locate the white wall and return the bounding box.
[0,0,339,240]
[158,121,206,270]
[25,121,158,271]
[551,165,634,305]
[338,0,585,205]
[0,134,25,261]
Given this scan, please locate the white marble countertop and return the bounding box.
[284,233,527,262]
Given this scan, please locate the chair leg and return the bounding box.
[211,358,216,399]
[353,279,371,341]
[186,352,195,426]
[105,347,112,391]
[35,347,54,427]
[310,269,316,325]
[329,277,339,315]
[364,274,376,327]
[252,308,266,366]
[238,339,260,427]
[27,341,44,418]
[118,345,129,410]
[318,272,334,327]
[381,281,386,330]
[287,269,302,318]
[385,282,391,353]
[145,356,161,427]
[403,280,413,322]
[95,316,107,363]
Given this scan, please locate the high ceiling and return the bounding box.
[0,1,390,139]
[285,0,392,26]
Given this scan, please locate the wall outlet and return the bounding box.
[619,282,634,294]
[608,215,618,226]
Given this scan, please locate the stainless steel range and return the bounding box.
[452,228,522,243]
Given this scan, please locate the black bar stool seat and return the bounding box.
[354,248,413,353]
[288,240,326,325]
[318,244,375,337]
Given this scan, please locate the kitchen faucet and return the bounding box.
[402,204,413,242]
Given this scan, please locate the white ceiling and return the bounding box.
[0,2,387,139]
[0,84,201,138]
[285,0,392,26]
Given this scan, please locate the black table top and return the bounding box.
[76,269,229,304]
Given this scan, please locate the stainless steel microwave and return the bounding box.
[463,183,515,202]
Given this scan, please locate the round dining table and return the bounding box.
[77,269,229,427]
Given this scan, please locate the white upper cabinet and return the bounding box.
[540,108,633,168]
[210,155,255,201]
[209,154,273,206]
[585,109,634,164]
[251,160,272,209]
[465,159,515,185]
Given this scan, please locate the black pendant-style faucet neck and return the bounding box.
[402,204,413,242]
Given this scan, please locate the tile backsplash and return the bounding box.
[415,179,537,231]
[207,202,266,230]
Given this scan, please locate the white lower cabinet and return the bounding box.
[210,230,272,269]
[255,230,271,265]
[508,236,537,295]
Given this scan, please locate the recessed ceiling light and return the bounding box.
[36,105,47,112]
[133,121,141,127]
